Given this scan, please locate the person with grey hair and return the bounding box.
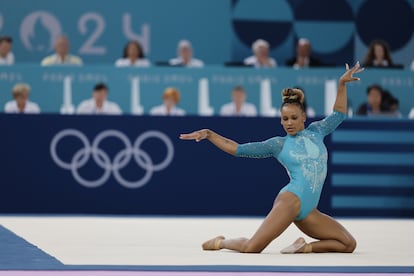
[41,35,83,66]
[285,38,322,69]
[244,39,277,68]
[4,83,41,113]
[169,40,204,68]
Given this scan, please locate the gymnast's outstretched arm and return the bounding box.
[180,129,238,156]
[334,62,364,114]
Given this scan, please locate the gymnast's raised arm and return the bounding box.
[179,129,238,156]
[334,62,364,114]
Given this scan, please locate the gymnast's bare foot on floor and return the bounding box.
[202,236,225,250]
[281,237,312,254]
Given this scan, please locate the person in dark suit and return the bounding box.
[285,38,322,69]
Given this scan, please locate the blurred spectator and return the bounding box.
[41,35,83,66]
[356,84,385,116]
[169,40,204,68]
[409,108,414,119]
[386,96,402,118]
[0,36,14,65]
[411,60,414,71]
[219,86,257,117]
[76,83,122,115]
[363,40,394,68]
[381,90,402,118]
[115,40,150,67]
[149,87,185,116]
[285,38,321,69]
[244,39,277,68]
[4,83,40,113]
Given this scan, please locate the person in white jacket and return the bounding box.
[220,86,257,117]
[149,87,186,116]
[169,40,204,68]
[114,40,150,67]
[4,83,40,114]
[244,39,277,68]
[408,108,414,119]
[76,83,122,115]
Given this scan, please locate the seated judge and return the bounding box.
[169,40,204,68]
[285,38,321,69]
[76,83,122,115]
[41,35,83,66]
[115,40,150,67]
[220,86,257,117]
[149,87,186,116]
[244,39,277,68]
[4,83,40,113]
[0,35,14,65]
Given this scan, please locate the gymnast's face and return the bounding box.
[281,104,306,136]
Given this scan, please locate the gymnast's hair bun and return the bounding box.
[281,88,305,104]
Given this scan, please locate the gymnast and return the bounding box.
[180,62,364,254]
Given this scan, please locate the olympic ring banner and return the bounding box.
[0,114,413,217]
[50,129,174,189]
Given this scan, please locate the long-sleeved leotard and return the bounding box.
[236,111,346,220]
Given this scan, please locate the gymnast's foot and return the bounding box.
[280,237,312,254]
[202,236,225,250]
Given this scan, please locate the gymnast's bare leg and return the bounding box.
[283,209,356,253]
[202,192,300,253]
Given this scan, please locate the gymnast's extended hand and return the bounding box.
[340,62,364,83]
[334,61,364,114]
[180,129,238,156]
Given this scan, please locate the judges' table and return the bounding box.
[0,65,413,116]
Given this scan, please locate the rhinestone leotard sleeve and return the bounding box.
[235,136,285,158]
[307,110,346,136]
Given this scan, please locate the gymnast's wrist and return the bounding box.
[205,129,212,139]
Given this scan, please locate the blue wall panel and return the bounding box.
[0,114,413,217]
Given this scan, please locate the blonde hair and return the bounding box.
[12,83,31,98]
[163,87,180,103]
[281,88,305,111]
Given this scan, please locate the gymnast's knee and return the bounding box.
[240,241,265,253]
[343,236,357,253]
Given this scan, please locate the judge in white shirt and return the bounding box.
[409,108,414,119]
[169,40,204,68]
[76,83,122,115]
[4,83,40,113]
[41,35,83,66]
[149,87,186,116]
[115,40,150,67]
[0,36,14,65]
[244,39,277,68]
[220,86,257,117]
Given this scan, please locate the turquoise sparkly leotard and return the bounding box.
[236,111,346,220]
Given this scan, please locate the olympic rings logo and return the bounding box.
[50,129,174,189]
